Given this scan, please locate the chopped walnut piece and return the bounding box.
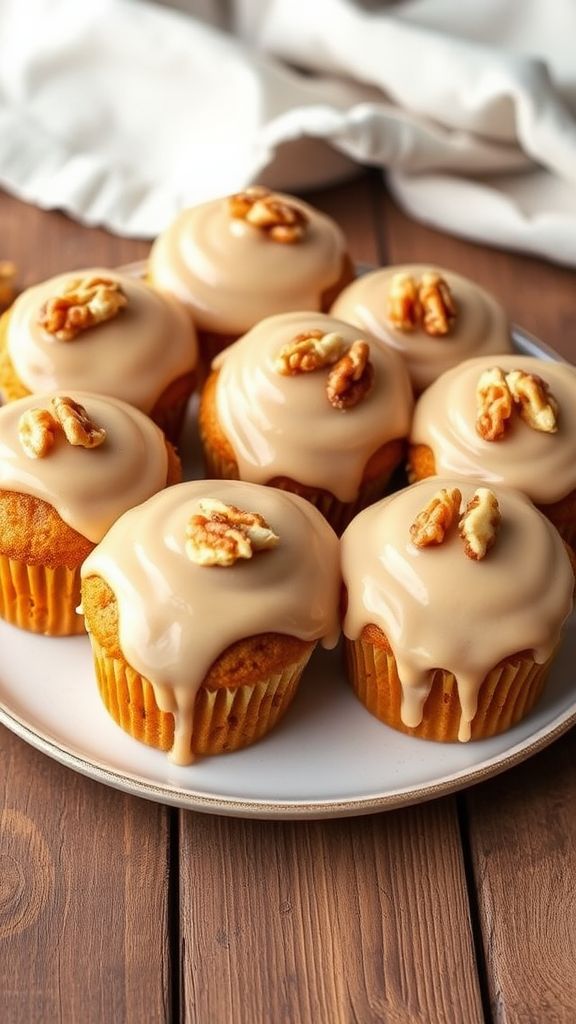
[228,187,308,244]
[0,261,17,312]
[275,330,347,375]
[475,366,514,442]
[409,487,462,548]
[459,488,501,560]
[387,273,422,331]
[38,275,127,342]
[505,369,558,434]
[185,499,279,567]
[418,272,456,336]
[227,186,271,219]
[51,396,107,449]
[18,408,58,459]
[326,340,374,410]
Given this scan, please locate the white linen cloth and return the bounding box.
[1,0,576,264]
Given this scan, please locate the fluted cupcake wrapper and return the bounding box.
[201,439,399,535]
[89,634,311,758]
[0,553,84,636]
[346,636,552,742]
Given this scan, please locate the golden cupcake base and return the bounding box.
[346,634,552,742]
[0,553,84,636]
[89,634,312,758]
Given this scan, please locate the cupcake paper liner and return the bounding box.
[0,553,84,636]
[346,635,552,742]
[89,634,311,758]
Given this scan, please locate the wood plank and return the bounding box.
[0,193,171,1022]
[465,732,576,1023]
[1,728,171,1023]
[180,801,483,1024]
[179,175,483,1024]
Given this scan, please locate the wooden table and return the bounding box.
[1,175,575,1024]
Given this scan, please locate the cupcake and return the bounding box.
[148,186,354,365]
[342,478,574,742]
[198,312,413,533]
[0,391,180,635]
[331,264,512,393]
[0,268,198,442]
[80,480,340,764]
[409,355,576,548]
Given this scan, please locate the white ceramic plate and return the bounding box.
[0,322,573,819]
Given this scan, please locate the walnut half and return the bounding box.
[459,488,501,560]
[505,369,558,433]
[387,270,457,336]
[475,366,514,442]
[18,408,58,459]
[227,187,307,244]
[185,499,279,567]
[38,275,127,342]
[409,487,462,548]
[275,330,346,375]
[326,340,374,410]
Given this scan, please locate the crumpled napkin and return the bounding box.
[2,0,576,264]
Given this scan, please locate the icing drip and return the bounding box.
[341,478,574,740]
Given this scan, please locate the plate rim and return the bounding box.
[0,311,573,819]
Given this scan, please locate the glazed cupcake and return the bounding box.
[0,391,180,635]
[198,312,413,533]
[342,479,574,742]
[331,264,512,393]
[80,480,340,764]
[0,268,198,442]
[409,355,576,548]
[148,186,354,365]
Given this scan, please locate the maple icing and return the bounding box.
[331,265,512,392]
[81,480,341,764]
[411,355,576,504]
[5,268,197,412]
[0,391,169,542]
[342,478,574,741]
[148,194,349,333]
[213,312,413,503]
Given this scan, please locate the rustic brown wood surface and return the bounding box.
[0,174,574,1024]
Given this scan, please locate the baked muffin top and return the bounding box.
[410,355,576,504]
[148,188,350,334]
[331,265,512,392]
[3,268,197,412]
[0,391,170,542]
[341,477,574,740]
[212,311,413,502]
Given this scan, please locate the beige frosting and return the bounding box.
[6,268,197,412]
[331,264,512,392]
[214,312,414,503]
[342,478,574,741]
[0,392,168,542]
[411,355,576,504]
[148,193,349,334]
[81,480,341,764]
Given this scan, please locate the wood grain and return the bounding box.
[180,801,483,1024]
[465,731,576,1024]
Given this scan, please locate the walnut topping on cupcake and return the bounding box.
[459,488,501,560]
[410,487,462,548]
[38,275,128,341]
[227,187,308,244]
[388,271,456,336]
[505,369,558,433]
[186,499,279,567]
[275,330,346,375]
[18,396,106,458]
[476,366,559,441]
[326,340,374,410]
